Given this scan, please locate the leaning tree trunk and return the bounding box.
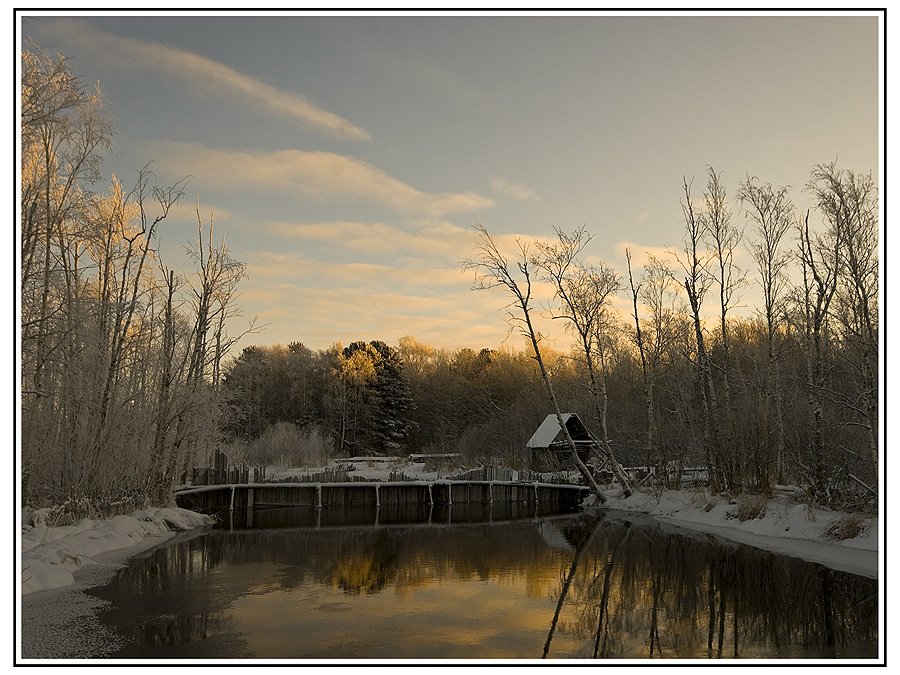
[463,223,607,502]
[522,305,604,501]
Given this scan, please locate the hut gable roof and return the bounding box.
[526,413,586,449]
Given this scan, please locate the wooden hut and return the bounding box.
[525,413,595,472]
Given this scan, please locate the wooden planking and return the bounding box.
[174,480,588,513]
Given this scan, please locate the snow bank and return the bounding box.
[592,488,879,579]
[21,507,213,596]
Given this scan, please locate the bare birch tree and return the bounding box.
[166,203,248,483]
[806,163,879,475]
[20,43,113,476]
[795,210,840,503]
[462,223,605,501]
[20,41,249,511]
[627,251,690,482]
[701,167,744,487]
[670,177,723,489]
[534,227,633,496]
[737,175,793,485]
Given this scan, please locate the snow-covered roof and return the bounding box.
[526,413,577,449]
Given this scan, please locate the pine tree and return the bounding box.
[368,341,418,454]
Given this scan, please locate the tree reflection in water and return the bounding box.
[90,511,877,659]
[543,514,877,658]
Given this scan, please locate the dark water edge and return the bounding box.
[85,507,879,660]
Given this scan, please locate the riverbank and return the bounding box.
[596,489,879,579]
[19,507,213,660]
[21,507,214,596]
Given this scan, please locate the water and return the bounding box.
[89,507,878,660]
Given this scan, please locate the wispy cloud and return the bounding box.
[614,241,680,269]
[40,19,371,140]
[236,249,540,350]
[489,175,539,201]
[245,251,466,290]
[267,219,473,262]
[149,141,495,217]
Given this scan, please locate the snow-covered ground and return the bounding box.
[598,488,878,579]
[20,507,213,597]
[18,462,880,660]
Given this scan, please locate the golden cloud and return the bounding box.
[148,142,495,217]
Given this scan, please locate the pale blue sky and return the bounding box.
[20,11,881,353]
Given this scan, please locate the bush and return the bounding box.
[242,422,333,469]
[688,489,720,513]
[822,513,869,541]
[736,493,768,522]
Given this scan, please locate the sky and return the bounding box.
[18,10,882,355]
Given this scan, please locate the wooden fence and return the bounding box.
[447,465,579,485]
[191,451,266,486]
[189,456,664,489]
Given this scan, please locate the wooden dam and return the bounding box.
[174,480,591,528]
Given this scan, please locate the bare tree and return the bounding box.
[534,227,633,496]
[737,175,793,485]
[20,41,249,510]
[148,266,183,500]
[20,43,113,470]
[462,223,605,501]
[627,251,690,482]
[669,177,723,489]
[167,203,248,483]
[93,168,184,456]
[701,167,744,487]
[806,163,879,475]
[625,249,652,471]
[795,209,840,503]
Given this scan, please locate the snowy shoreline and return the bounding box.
[598,490,878,579]
[20,507,214,597]
[19,507,214,660]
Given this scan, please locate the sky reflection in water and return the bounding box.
[90,509,878,660]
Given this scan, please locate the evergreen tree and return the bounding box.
[368,341,418,454]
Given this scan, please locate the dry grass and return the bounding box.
[688,489,720,513]
[735,493,768,522]
[822,513,869,541]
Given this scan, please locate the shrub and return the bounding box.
[245,422,332,469]
[736,493,768,522]
[688,489,720,513]
[822,513,869,541]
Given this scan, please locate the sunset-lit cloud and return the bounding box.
[489,175,539,201]
[233,249,560,350]
[244,251,466,288]
[38,18,371,140]
[266,219,475,262]
[147,142,495,217]
[235,283,507,351]
[614,241,681,270]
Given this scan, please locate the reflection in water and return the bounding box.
[89,510,878,660]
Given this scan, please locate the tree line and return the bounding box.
[20,41,250,511]
[221,163,877,512]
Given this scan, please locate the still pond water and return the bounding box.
[89,504,878,660]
